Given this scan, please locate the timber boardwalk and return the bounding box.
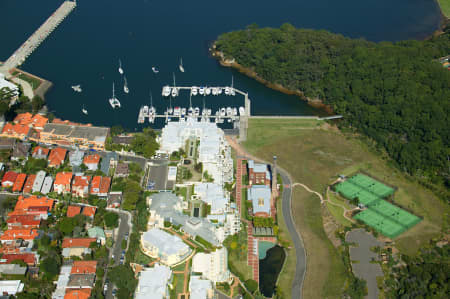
[0,1,76,74]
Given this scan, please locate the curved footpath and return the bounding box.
[225,136,306,299]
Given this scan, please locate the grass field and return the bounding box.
[437,0,450,18]
[242,118,448,297]
[12,71,41,90]
[327,193,353,227]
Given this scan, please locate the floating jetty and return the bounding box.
[0,1,76,73]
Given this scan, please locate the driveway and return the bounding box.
[105,210,132,299]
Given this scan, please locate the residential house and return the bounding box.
[100,152,118,175]
[0,228,39,244]
[68,149,84,169]
[107,192,122,208]
[12,173,27,192]
[13,113,32,126]
[248,185,272,217]
[41,176,53,195]
[0,123,31,140]
[32,171,46,193]
[52,264,72,299]
[82,207,96,218]
[2,171,18,188]
[70,261,97,275]
[0,280,24,296]
[0,137,16,150]
[7,215,41,229]
[32,146,49,159]
[66,274,95,289]
[71,175,90,198]
[67,206,81,218]
[247,160,271,186]
[11,142,31,162]
[8,195,54,219]
[0,264,27,276]
[48,148,67,168]
[90,176,111,197]
[0,253,37,266]
[29,114,48,131]
[83,154,100,171]
[54,172,73,195]
[62,238,96,258]
[22,174,36,194]
[114,162,129,178]
[87,227,105,245]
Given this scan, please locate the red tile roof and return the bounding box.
[0,228,38,241]
[30,114,48,129]
[32,146,49,157]
[83,154,100,165]
[55,172,72,186]
[22,174,36,194]
[14,113,32,125]
[64,289,91,299]
[71,261,97,275]
[2,171,18,186]
[1,123,31,136]
[12,173,27,192]
[9,195,54,216]
[82,206,96,217]
[48,147,67,167]
[7,215,41,227]
[67,206,81,218]
[14,113,48,130]
[0,253,36,265]
[90,176,111,195]
[62,238,96,248]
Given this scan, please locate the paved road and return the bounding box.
[104,210,132,299]
[279,170,306,299]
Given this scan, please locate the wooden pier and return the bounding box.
[0,1,76,74]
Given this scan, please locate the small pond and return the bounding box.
[259,245,286,297]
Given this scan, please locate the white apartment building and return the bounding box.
[192,247,231,283]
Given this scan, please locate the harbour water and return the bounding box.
[0,0,442,129]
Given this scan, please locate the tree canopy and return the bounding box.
[215,24,450,189]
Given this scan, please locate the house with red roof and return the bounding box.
[7,215,41,229]
[48,147,67,168]
[32,146,49,159]
[9,195,54,219]
[72,175,91,198]
[14,113,48,132]
[54,172,73,194]
[0,123,31,140]
[12,173,27,192]
[22,174,36,194]
[82,206,96,218]
[62,238,96,258]
[64,288,91,299]
[2,171,18,188]
[67,206,81,218]
[90,176,111,197]
[0,253,37,266]
[0,228,39,243]
[14,113,33,126]
[83,154,100,171]
[71,261,97,275]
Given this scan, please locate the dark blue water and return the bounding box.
[0,0,442,129]
[259,245,286,297]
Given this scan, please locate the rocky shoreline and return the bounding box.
[210,45,334,115]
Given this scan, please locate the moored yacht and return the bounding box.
[174,107,181,117]
[194,107,200,116]
[179,58,185,73]
[205,87,211,95]
[199,87,205,95]
[152,67,159,73]
[109,82,121,109]
[239,106,245,116]
[162,86,171,97]
[138,106,145,124]
[118,59,124,75]
[191,86,198,96]
[181,108,186,116]
[171,87,179,97]
[82,105,88,115]
[123,76,129,94]
[224,87,230,95]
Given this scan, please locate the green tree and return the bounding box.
[104,211,119,228]
[40,256,60,280]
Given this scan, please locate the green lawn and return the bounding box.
[242,118,448,298]
[169,273,186,298]
[327,193,353,227]
[437,0,450,18]
[12,71,41,90]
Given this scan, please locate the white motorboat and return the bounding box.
[179,58,185,73]
[118,59,124,75]
[168,107,173,114]
[171,87,179,97]
[224,87,230,95]
[233,108,238,116]
[191,86,198,96]
[220,108,226,116]
[205,87,211,95]
[109,82,121,108]
[82,105,88,115]
[152,67,159,73]
[239,106,245,115]
[143,105,149,117]
[123,76,129,94]
[162,86,171,97]
[138,106,145,124]
[230,88,235,96]
[71,85,82,92]
[194,107,200,116]
[174,107,181,117]
[188,107,194,116]
[181,108,186,116]
[199,87,205,95]
[217,88,223,95]
[212,87,219,95]
[226,107,232,116]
